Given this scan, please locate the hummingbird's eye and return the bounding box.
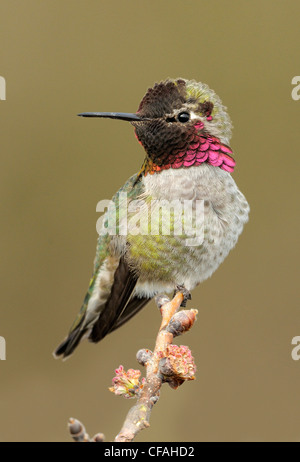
[177,112,190,123]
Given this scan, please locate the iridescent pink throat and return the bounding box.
[143,121,236,176]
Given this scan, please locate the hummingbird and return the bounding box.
[54,78,249,359]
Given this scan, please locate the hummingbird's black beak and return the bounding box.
[78,112,147,122]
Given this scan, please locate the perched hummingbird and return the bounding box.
[54,78,249,359]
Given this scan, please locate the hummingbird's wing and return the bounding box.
[54,254,139,359]
[107,295,150,333]
[89,254,138,342]
[54,174,148,359]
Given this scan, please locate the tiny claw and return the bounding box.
[174,285,192,307]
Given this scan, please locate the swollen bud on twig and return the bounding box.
[68,418,90,442]
[136,348,153,366]
[68,418,105,442]
[91,433,105,442]
[167,309,198,337]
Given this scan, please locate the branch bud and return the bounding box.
[136,348,153,366]
[68,418,89,442]
[91,433,105,442]
[167,309,198,337]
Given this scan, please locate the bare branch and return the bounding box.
[68,289,198,442]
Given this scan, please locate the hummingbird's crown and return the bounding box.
[137,78,232,145]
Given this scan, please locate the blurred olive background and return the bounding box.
[0,0,299,442]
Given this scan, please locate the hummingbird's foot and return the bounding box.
[174,285,192,307]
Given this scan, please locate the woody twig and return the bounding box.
[68,288,198,442]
